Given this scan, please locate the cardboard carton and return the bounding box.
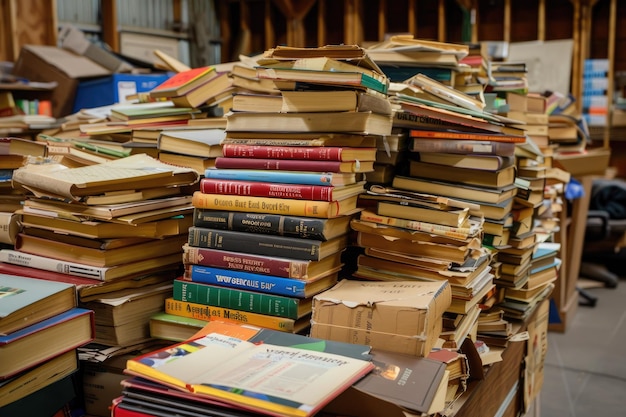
[310,279,452,357]
[12,45,110,117]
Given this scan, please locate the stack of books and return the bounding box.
[114,320,375,417]
[1,154,200,347]
[497,242,560,321]
[366,35,469,85]
[0,274,94,410]
[156,128,225,174]
[161,45,393,336]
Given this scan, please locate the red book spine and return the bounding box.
[222,144,343,160]
[214,157,343,172]
[199,178,334,201]
[183,246,310,279]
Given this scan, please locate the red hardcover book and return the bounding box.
[214,157,374,173]
[221,144,376,161]
[409,129,526,143]
[149,66,217,98]
[199,178,364,201]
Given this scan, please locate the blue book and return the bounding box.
[0,308,94,379]
[203,168,356,187]
[185,265,339,298]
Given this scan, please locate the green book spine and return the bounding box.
[172,279,302,319]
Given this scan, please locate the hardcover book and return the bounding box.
[225,111,393,136]
[192,208,353,241]
[149,66,218,98]
[203,168,360,187]
[187,227,349,261]
[0,273,76,335]
[409,160,516,189]
[214,157,375,173]
[157,128,226,158]
[221,144,376,162]
[124,332,374,417]
[182,244,343,281]
[11,154,199,200]
[0,308,94,380]
[191,192,360,219]
[199,178,366,202]
[184,265,340,299]
[164,298,311,334]
[173,279,312,319]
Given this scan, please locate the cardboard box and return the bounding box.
[81,354,131,417]
[310,280,452,357]
[12,45,110,117]
[73,72,170,112]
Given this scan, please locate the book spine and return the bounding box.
[164,298,296,332]
[214,157,344,172]
[187,226,323,261]
[184,265,308,297]
[0,249,107,280]
[182,245,311,279]
[193,209,329,240]
[173,279,302,319]
[410,138,516,156]
[203,169,335,186]
[191,191,334,219]
[199,178,335,201]
[410,130,525,143]
[222,144,343,160]
[359,211,471,240]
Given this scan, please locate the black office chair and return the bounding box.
[579,178,626,290]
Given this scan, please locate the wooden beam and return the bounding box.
[101,0,119,52]
[503,0,511,43]
[317,0,326,46]
[604,0,616,148]
[438,0,446,42]
[537,0,545,41]
[378,0,386,42]
[0,0,19,61]
[571,0,582,107]
[214,0,231,63]
[272,0,316,47]
[408,0,416,37]
[264,0,275,51]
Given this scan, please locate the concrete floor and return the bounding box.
[539,278,626,416]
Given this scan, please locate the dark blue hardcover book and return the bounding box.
[185,265,338,298]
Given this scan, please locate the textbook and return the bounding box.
[0,273,76,335]
[157,128,226,158]
[184,265,340,299]
[124,332,374,417]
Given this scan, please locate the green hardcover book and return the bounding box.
[172,279,312,320]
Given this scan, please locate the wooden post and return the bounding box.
[264,0,275,51]
[604,0,616,148]
[503,0,510,44]
[438,0,446,42]
[408,0,416,37]
[571,0,581,106]
[537,0,545,41]
[0,0,19,61]
[317,0,326,46]
[101,0,119,53]
[378,0,387,42]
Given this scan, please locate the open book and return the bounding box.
[125,332,374,417]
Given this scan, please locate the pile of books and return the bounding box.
[0,154,199,348]
[155,44,394,338]
[0,275,94,413]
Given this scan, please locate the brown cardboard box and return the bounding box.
[310,280,452,357]
[12,45,110,117]
[81,354,131,417]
